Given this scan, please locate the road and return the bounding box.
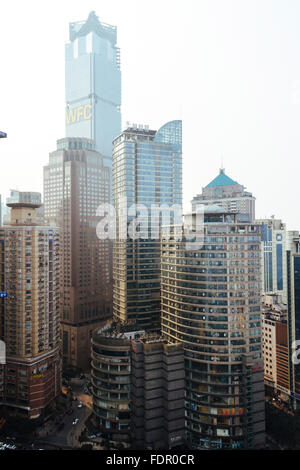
[35,376,92,449]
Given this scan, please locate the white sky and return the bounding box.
[0,0,300,229]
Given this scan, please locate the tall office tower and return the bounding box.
[0,192,61,418]
[286,231,300,408]
[192,168,255,222]
[65,11,121,174]
[256,218,287,302]
[44,137,112,370]
[113,121,182,331]
[161,209,265,449]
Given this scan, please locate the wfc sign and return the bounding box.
[66,103,92,125]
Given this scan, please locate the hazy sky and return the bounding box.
[0,0,300,229]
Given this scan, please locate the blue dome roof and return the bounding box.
[205,169,238,188]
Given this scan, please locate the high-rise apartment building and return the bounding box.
[161,209,265,449]
[65,11,121,172]
[44,137,112,370]
[113,121,182,331]
[192,168,255,223]
[0,193,61,418]
[261,294,289,399]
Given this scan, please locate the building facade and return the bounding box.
[43,137,112,370]
[0,193,61,418]
[256,218,287,302]
[192,168,255,223]
[90,321,185,448]
[5,190,45,226]
[161,210,265,449]
[65,11,121,172]
[91,322,134,443]
[261,294,289,399]
[131,338,185,449]
[259,228,300,411]
[286,231,300,408]
[112,121,182,331]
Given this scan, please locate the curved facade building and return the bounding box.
[91,322,185,448]
[161,211,265,449]
[91,323,132,441]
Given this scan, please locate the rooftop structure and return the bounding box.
[192,168,255,222]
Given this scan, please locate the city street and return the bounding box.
[34,376,93,449]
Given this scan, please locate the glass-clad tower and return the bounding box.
[286,232,300,408]
[65,11,121,171]
[256,218,287,301]
[113,121,182,331]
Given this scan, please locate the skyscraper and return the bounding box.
[256,218,287,302]
[65,11,121,172]
[286,231,300,408]
[192,168,256,223]
[44,137,112,369]
[161,209,265,449]
[112,121,182,331]
[0,192,61,418]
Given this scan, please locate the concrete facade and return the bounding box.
[0,195,61,418]
[130,339,185,449]
[44,137,112,370]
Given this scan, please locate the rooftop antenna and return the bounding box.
[220,156,225,174]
